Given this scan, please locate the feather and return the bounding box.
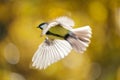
[42,16,74,35]
[55,16,74,30]
[66,26,92,53]
[72,26,92,35]
[35,44,45,68]
[32,44,44,67]
[42,21,58,35]
[32,39,72,69]
[32,43,43,62]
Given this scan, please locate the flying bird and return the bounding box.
[32,16,92,69]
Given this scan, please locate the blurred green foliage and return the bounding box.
[0,0,120,80]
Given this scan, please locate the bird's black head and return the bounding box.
[37,22,48,30]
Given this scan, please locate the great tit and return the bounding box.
[32,16,92,69]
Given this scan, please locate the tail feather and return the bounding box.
[66,26,92,53]
[67,37,86,53]
[72,26,91,33]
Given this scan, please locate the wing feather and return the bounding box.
[32,45,43,67]
[57,41,69,56]
[55,41,66,58]
[61,40,72,53]
[36,46,45,69]
[33,46,43,68]
[32,39,72,69]
[42,46,49,69]
[42,16,74,35]
[55,16,74,30]
[52,43,60,63]
[32,43,43,62]
[54,41,63,59]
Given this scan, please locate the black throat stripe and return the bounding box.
[46,31,65,38]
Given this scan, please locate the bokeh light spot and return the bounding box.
[10,72,26,80]
[4,43,20,64]
[88,63,102,80]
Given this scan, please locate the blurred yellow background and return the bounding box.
[0,0,120,80]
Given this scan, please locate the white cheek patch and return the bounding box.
[41,24,48,29]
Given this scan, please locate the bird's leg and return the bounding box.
[45,37,53,46]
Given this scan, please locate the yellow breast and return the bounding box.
[47,25,69,40]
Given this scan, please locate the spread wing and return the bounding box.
[32,39,72,69]
[55,16,74,29]
[42,16,74,35]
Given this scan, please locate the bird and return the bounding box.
[32,16,92,69]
